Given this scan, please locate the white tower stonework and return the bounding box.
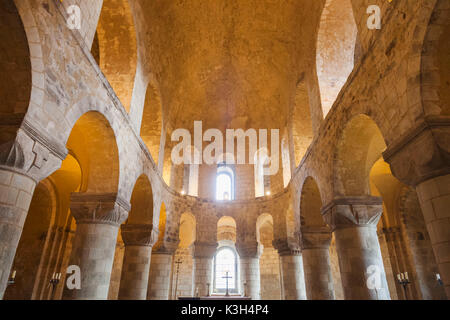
[0,0,448,301]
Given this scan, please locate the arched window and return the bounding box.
[213,247,239,294]
[254,149,271,197]
[216,164,235,200]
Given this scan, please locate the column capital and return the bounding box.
[152,238,179,255]
[235,241,261,258]
[301,226,332,249]
[193,241,217,259]
[272,238,301,256]
[321,196,383,231]
[70,193,130,226]
[0,122,69,181]
[121,224,158,247]
[383,115,450,187]
[0,140,25,170]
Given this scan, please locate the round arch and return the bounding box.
[127,174,154,224]
[213,246,239,294]
[316,0,357,116]
[217,216,237,243]
[334,114,387,197]
[3,181,54,300]
[66,111,120,194]
[256,213,274,244]
[95,0,138,113]
[420,0,450,116]
[300,177,327,228]
[179,212,196,249]
[140,79,163,164]
[0,0,32,145]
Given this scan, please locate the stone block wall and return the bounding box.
[108,239,125,300]
[259,247,281,300]
[329,239,344,300]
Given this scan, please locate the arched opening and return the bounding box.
[216,164,235,201]
[0,1,31,145]
[4,183,53,300]
[213,247,238,294]
[254,149,271,197]
[316,0,357,116]
[421,0,450,116]
[290,80,314,167]
[334,114,386,197]
[94,0,138,112]
[108,174,154,299]
[66,111,120,194]
[300,177,327,228]
[214,217,238,294]
[370,158,446,300]
[281,130,292,187]
[171,212,196,298]
[300,177,337,300]
[256,214,281,300]
[217,216,237,244]
[153,202,167,252]
[127,175,154,224]
[140,81,163,164]
[5,151,82,300]
[56,111,120,300]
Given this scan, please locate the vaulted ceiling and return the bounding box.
[137,0,324,133]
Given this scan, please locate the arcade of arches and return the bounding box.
[0,0,449,300]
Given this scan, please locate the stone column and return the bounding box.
[274,239,306,300]
[147,241,178,300]
[378,228,402,300]
[0,168,36,299]
[62,193,129,300]
[302,227,335,300]
[416,174,450,298]
[236,242,261,300]
[322,196,390,300]
[118,224,157,300]
[193,241,217,297]
[383,116,450,298]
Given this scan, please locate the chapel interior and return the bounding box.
[0,0,449,300]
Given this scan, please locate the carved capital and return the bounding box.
[383,116,450,186]
[152,238,179,255]
[193,241,218,258]
[272,238,301,256]
[321,196,383,231]
[121,224,158,247]
[70,193,130,226]
[235,241,260,258]
[301,226,332,249]
[0,140,25,169]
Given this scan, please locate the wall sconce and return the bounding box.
[8,270,16,286]
[396,272,411,300]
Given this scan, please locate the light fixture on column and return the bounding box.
[436,273,443,286]
[7,270,16,286]
[265,191,271,196]
[49,272,62,300]
[195,287,200,298]
[180,190,186,195]
[396,272,411,300]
